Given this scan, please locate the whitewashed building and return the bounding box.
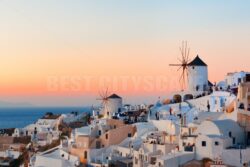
[195,119,245,160]
[32,147,80,167]
[225,71,249,88]
[187,55,208,92]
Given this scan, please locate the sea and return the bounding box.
[0,107,91,129]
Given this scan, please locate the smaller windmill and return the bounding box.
[169,41,191,90]
[96,88,111,118]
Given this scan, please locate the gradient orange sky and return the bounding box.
[0,0,250,106]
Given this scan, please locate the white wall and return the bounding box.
[151,120,180,135]
[106,98,122,118]
[196,121,221,135]
[196,120,245,145]
[187,91,235,112]
[115,146,131,157]
[225,72,248,88]
[222,148,250,167]
[156,152,195,167]
[195,135,225,160]
[34,148,79,167]
[188,66,208,92]
[35,156,64,167]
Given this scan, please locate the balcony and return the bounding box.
[181,134,197,139]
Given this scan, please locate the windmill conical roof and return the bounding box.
[188,55,207,66]
[108,94,122,99]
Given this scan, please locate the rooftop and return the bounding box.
[188,55,207,66]
[75,126,91,136]
[41,114,61,120]
[108,94,122,99]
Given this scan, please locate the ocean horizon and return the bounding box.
[0,107,91,129]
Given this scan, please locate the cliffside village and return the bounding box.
[1,56,250,167]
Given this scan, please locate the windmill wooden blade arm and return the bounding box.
[177,66,182,71]
[169,64,183,66]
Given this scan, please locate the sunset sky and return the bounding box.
[1,0,250,106]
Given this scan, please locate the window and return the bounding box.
[106,133,108,139]
[239,103,245,109]
[247,132,250,145]
[202,141,206,147]
[233,137,236,145]
[215,141,219,146]
[98,130,101,136]
[135,157,138,164]
[114,125,116,129]
[128,133,132,137]
[139,154,143,160]
[188,128,192,136]
[229,131,232,138]
[238,78,242,85]
[96,141,101,149]
[84,151,87,159]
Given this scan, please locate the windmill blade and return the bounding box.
[103,99,110,107]
[105,102,111,114]
[105,87,109,98]
[104,97,110,103]
[187,48,190,62]
[184,41,187,60]
[179,68,186,90]
[169,64,183,66]
[97,91,104,101]
[103,100,110,113]
[180,47,184,60]
[98,87,110,100]
[170,41,191,91]
[178,57,182,63]
[182,41,185,59]
[181,41,186,61]
[179,71,184,82]
[182,68,186,79]
[101,101,105,107]
[99,90,104,99]
[102,101,106,107]
[177,66,182,71]
[181,71,186,89]
[185,68,189,82]
[183,65,188,71]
